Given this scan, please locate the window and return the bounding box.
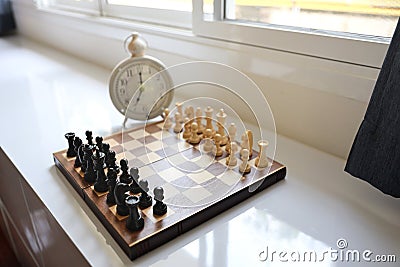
[40,0,399,67]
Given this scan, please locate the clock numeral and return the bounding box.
[120,79,128,87]
[119,87,126,94]
[126,69,133,77]
[155,74,160,81]
[136,65,143,73]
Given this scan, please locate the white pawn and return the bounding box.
[239,148,251,173]
[226,142,238,166]
[173,112,183,133]
[163,108,172,130]
[202,128,213,153]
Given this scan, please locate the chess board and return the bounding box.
[53,120,286,260]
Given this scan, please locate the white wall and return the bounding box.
[11,0,383,159]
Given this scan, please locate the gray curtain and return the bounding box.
[0,0,16,35]
[345,19,400,198]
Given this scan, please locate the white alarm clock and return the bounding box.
[109,33,174,122]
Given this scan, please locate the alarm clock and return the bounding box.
[109,33,174,122]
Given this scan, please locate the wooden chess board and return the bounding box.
[53,120,286,260]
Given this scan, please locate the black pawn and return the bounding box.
[119,159,132,184]
[65,132,76,157]
[85,130,93,145]
[73,137,83,168]
[125,195,144,231]
[83,145,96,183]
[114,182,130,216]
[130,167,141,194]
[106,150,119,172]
[138,180,152,209]
[106,168,118,205]
[93,150,108,193]
[153,187,167,216]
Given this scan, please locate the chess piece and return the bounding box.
[216,109,228,146]
[163,108,172,130]
[239,148,251,174]
[153,187,167,216]
[188,122,201,144]
[129,167,141,194]
[226,142,238,166]
[106,150,119,172]
[102,143,110,167]
[125,195,144,231]
[182,118,191,139]
[195,107,205,134]
[114,182,130,216]
[184,106,194,120]
[226,123,237,153]
[65,132,76,157]
[175,102,184,123]
[255,140,270,168]
[202,129,214,153]
[73,136,83,168]
[83,144,96,183]
[212,133,223,157]
[85,130,93,145]
[119,159,133,184]
[138,180,152,209]
[240,130,253,157]
[106,168,118,205]
[80,144,90,173]
[95,136,104,152]
[173,112,183,133]
[204,106,215,137]
[93,150,108,193]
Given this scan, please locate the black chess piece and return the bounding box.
[73,137,83,168]
[106,168,118,205]
[114,182,130,216]
[106,150,119,172]
[125,195,144,231]
[138,179,152,209]
[93,149,108,193]
[85,130,93,145]
[95,136,104,152]
[65,132,76,157]
[103,143,111,167]
[80,144,90,173]
[130,167,141,194]
[83,145,96,183]
[119,159,132,184]
[153,186,167,216]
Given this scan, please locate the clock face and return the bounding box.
[109,56,174,121]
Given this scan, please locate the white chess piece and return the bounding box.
[216,109,227,145]
[226,123,237,152]
[240,131,249,156]
[163,108,172,130]
[173,112,183,133]
[204,106,215,135]
[239,148,251,173]
[195,107,205,134]
[226,142,238,166]
[176,102,184,123]
[255,140,270,168]
[202,129,213,153]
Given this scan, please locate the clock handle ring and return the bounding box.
[123,32,148,57]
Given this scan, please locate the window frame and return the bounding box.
[192,0,389,68]
[99,0,192,29]
[43,0,100,14]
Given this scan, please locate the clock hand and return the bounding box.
[139,71,143,85]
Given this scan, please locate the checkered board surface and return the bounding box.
[53,120,286,260]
